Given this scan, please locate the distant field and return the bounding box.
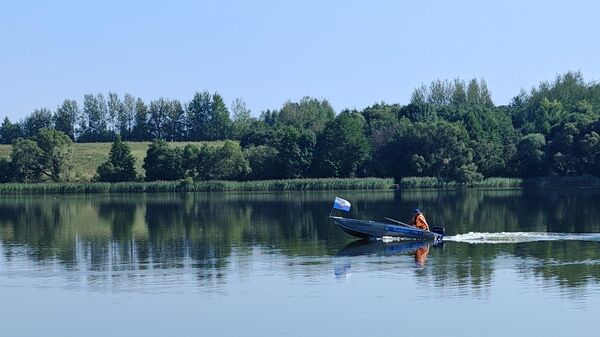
[0,141,226,181]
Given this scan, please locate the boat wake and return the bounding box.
[444,232,600,244]
[380,236,421,243]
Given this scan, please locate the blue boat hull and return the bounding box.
[331,216,443,241]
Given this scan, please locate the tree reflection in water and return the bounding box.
[0,188,599,292]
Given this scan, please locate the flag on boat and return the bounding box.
[333,197,351,212]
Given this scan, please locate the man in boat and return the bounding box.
[409,208,429,231]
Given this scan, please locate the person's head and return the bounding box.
[414,208,421,214]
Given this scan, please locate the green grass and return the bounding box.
[398,177,459,188]
[0,176,598,194]
[398,176,600,188]
[470,177,524,188]
[523,176,600,187]
[0,177,395,194]
[0,141,226,181]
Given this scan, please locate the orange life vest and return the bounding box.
[413,213,429,231]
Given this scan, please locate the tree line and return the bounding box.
[0,91,243,143]
[1,71,600,183]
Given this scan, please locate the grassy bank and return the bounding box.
[0,141,226,181]
[398,176,600,188]
[0,176,598,194]
[0,178,395,194]
[398,177,524,188]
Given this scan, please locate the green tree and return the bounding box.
[131,98,150,141]
[451,79,467,107]
[79,94,111,142]
[579,129,600,177]
[276,97,335,132]
[166,99,186,141]
[148,98,170,140]
[191,144,216,180]
[35,128,73,182]
[182,144,201,178]
[11,128,73,182]
[313,111,370,177]
[182,142,249,181]
[210,141,250,180]
[117,93,136,139]
[230,98,253,140]
[54,99,78,140]
[275,126,316,178]
[0,117,22,144]
[11,139,45,182]
[186,91,212,140]
[244,145,279,180]
[143,139,184,181]
[546,122,581,175]
[209,94,232,140]
[383,120,481,183]
[107,92,123,132]
[511,133,547,177]
[96,135,137,182]
[0,157,12,182]
[360,103,402,139]
[22,108,53,138]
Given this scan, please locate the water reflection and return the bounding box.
[0,189,599,293]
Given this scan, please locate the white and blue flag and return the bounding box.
[333,197,351,212]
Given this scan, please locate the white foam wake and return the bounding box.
[444,232,600,244]
[381,236,418,243]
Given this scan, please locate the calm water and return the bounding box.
[1,189,600,337]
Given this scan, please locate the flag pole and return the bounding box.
[329,199,336,217]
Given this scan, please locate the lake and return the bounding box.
[1,188,600,337]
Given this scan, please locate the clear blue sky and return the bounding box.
[1,0,599,120]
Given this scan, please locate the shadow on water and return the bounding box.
[335,239,441,275]
[0,189,599,291]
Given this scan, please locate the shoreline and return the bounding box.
[0,176,598,194]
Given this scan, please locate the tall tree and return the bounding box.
[166,99,186,141]
[466,79,481,106]
[148,98,170,140]
[107,92,123,132]
[79,94,110,141]
[54,99,79,140]
[451,79,467,107]
[118,93,136,139]
[186,91,212,140]
[209,93,231,140]
[231,98,253,140]
[131,98,150,141]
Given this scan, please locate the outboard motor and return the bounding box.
[431,226,446,236]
